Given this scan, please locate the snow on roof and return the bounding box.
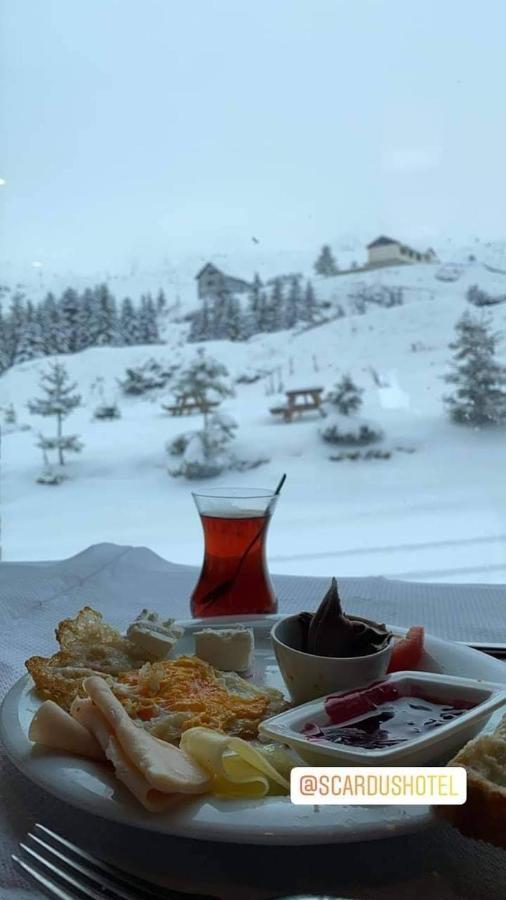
[195,262,251,287]
[195,262,223,280]
[366,236,400,249]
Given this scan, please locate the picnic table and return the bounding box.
[270,385,326,422]
[162,393,219,416]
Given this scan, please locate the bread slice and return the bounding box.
[435,716,506,848]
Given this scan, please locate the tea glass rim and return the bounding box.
[191,486,277,500]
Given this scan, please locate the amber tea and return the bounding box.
[190,489,279,617]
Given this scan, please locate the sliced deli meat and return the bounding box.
[28,700,103,761]
[83,675,210,795]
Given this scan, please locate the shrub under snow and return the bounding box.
[168,411,237,479]
[168,411,268,479]
[320,414,384,446]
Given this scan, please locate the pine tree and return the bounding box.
[75,288,95,350]
[156,289,167,313]
[189,299,212,342]
[7,292,27,364]
[92,284,119,346]
[118,297,139,345]
[444,312,506,425]
[328,373,363,415]
[248,273,262,317]
[138,294,159,343]
[314,245,338,277]
[225,295,245,341]
[283,276,302,329]
[58,287,81,352]
[28,360,83,466]
[0,305,9,373]
[15,301,45,362]
[39,293,62,354]
[264,279,283,332]
[172,348,234,427]
[301,280,317,323]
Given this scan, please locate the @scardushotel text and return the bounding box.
[290,767,467,805]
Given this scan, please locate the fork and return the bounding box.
[13,823,217,900]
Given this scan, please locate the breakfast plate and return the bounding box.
[2,614,506,845]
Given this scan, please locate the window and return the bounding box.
[1,2,506,585]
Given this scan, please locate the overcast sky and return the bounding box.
[1,0,506,274]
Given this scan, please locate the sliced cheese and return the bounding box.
[179,726,290,798]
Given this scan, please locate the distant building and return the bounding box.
[366,236,437,268]
[195,263,252,300]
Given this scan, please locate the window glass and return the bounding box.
[1,1,506,585]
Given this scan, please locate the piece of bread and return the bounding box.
[434,716,506,848]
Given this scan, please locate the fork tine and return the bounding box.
[34,824,184,899]
[26,833,145,900]
[12,854,77,900]
[15,845,102,900]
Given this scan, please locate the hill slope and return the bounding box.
[2,265,506,583]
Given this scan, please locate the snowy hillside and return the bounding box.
[3,254,506,585]
[4,235,506,313]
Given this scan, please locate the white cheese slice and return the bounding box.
[194,626,254,672]
[127,609,184,661]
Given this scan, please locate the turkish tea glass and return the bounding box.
[190,487,279,617]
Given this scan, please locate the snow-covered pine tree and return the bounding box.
[38,292,62,355]
[283,276,302,329]
[7,292,27,365]
[225,295,245,341]
[92,284,119,346]
[156,289,167,313]
[444,311,506,425]
[14,301,45,362]
[168,411,238,479]
[77,288,97,350]
[0,305,10,373]
[314,245,338,277]
[28,360,83,466]
[189,299,213,342]
[328,373,364,415]
[263,279,283,332]
[138,294,160,343]
[301,279,317,323]
[172,348,234,426]
[248,274,262,317]
[255,290,269,332]
[58,288,82,353]
[119,297,142,345]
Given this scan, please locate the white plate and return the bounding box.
[1,614,506,845]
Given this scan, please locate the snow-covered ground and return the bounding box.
[2,253,506,583]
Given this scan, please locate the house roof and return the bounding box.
[195,262,223,280]
[366,235,400,249]
[195,262,252,288]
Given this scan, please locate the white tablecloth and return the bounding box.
[1,543,506,900]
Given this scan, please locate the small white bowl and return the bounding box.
[271,614,392,705]
[259,671,506,766]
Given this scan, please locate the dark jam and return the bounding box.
[302,682,475,750]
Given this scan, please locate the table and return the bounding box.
[162,394,220,416]
[270,386,326,422]
[1,543,506,900]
